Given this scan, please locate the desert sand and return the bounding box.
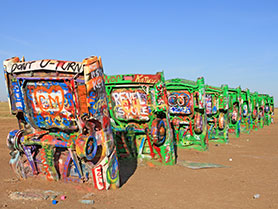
[0,103,277,209]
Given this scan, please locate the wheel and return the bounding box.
[151,119,167,147]
[85,136,98,161]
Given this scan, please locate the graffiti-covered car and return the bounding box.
[250,92,259,130]
[4,56,119,190]
[263,94,272,126]
[269,96,274,124]
[257,94,266,128]
[240,89,251,133]
[259,94,274,126]
[205,84,229,144]
[166,77,208,151]
[228,86,241,137]
[104,73,175,165]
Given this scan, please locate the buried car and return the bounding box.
[205,84,229,144]
[4,56,119,190]
[166,77,208,151]
[228,86,242,138]
[269,96,274,124]
[240,89,251,134]
[250,92,259,130]
[104,72,175,165]
[257,94,266,128]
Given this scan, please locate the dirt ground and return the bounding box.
[0,103,277,209]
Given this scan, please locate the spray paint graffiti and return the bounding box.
[25,81,76,129]
[105,73,175,165]
[257,95,266,128]
[3,56,275,191]
[166,77,208,151]
[258,94,272,127]
[240,89,251,134]
[168,91,192,114]
[205,84,229,144]
[9,59,84,74]
[250,92,259,130]
[3,56,119,190]
[269,96,275,124]
[228,87,241,138]
[111,90,149,120]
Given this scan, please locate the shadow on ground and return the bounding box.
[118,158,137,187]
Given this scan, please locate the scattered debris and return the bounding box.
[52,200,58,205]
[79,200,95,205]
[3,178,20,183]
[178,160,228,169]
[49,195,57,200]
[9,189,61,201]
[60,195,66,200]
[82,193,94,199]
[253,194,260,199]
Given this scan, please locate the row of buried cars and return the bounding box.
[3,56,274,190]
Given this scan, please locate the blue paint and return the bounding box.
[36,115,45,127]
[26,88,33,101]
[45,116,53,126]
[22,146,36,173]
[54,118,61,126]
[52,200,58,205]
[85,136,97,160]
[208,124,214,139]
[62,118,70,126]
[170,106,190,114]
[138,137,145,155]
[11,81,23,111]
[66,93,74,106]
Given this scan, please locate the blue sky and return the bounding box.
[0,0,277,106]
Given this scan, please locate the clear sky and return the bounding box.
[0,0,277,106]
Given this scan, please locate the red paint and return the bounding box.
[153,145,162,162]
[146,131,155,158]
[40,148,53,181]
[132,74,161,84]
[92,165,105,190]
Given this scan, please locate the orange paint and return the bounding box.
[34,85,65,116]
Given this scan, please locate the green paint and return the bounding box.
[166,77,208,151]
[205,84,229,144]
[258,94,266,128]
[259,94,272,126]
[228,86,241,138]
[269,96,274,124]
[104,72,176,165]
[250,92,259,130]
[240,89,251,134]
